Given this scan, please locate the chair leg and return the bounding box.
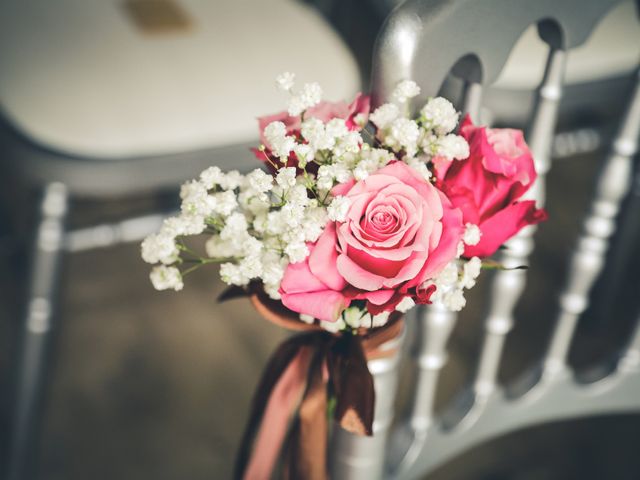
[7,183,68,480]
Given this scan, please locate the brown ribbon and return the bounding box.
[230,289,404,480]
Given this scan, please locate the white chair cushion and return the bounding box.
[494,1,640,90]
[0,0,360,159]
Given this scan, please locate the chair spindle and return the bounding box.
[472,46,567,397]
[461,81,483,122]
[544,68,640,376]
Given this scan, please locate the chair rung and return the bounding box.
[64,211,178,252]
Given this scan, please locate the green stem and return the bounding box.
[481,260,528,271]
[180,256,238,276]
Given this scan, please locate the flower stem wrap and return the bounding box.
[233,291,404,480]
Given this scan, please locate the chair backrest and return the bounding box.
[329,0,640,478]
[372,0,622,101]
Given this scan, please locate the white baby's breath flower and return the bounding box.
[389,118,420,156]
[205,236,238,258]
[288,82,323,116]
[265,210,287,235]
[238,190,270,215]
[332,163,353,184]
[275,71,295,92]
[287,184,310,208]
[437,134,469,160]
[246,169,273,193]
[180,185,213,218]
[252,212,268,234]
[219,170,244,190]
[421,97,459,134]
[280,227,305,246]
[327,196,351,222]
[460,257,482,289]
[213,190,238,217]
[141,233,179,265]
[301,118,335,151]
[264,122,295,158]
[301,117,323,141]
[161,216,188,237]
[405,157,432,181]
[437,262,460,286]
[325,118,349,140]
[395,296,416,313]
[371,311,391,327]
[353,158,377,180]
[343,307,365,328]
[334,131,362,157]
[150,265,183,291]
[276,167,297,189]
[272,137,295,159]
[443,288,466,311]
[320,318,346,333]
[261,251,286,287]
[392,80,421,104]
[316,165,335,190]
[303,206,328,242]
[239,255,262,280]
[264,284,282,300]
[264,121,286,142]
[300,314,315,324]
[279,203,305,228]
[353,112,368,128]
[199,166,224,189]
[353,161,373,180]
[369,103,400,129]
[241,236,263,258]
[369,147,395,165]
[288,97,306,118]
[463,223,481,246]
[177,213,207,235]
[220,212,249,240]
[285,241,309,264]
[301,82,322,107]
[220,262,248,286]
[293,143,314,164]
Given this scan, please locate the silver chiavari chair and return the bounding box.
[329,0,640,478]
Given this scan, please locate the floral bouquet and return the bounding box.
[141,73,546,478]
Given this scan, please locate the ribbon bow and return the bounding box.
[229,290,404,480]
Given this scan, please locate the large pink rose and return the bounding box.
[323,161,463,312]
[437,116,547,257]
[279,229,351,322]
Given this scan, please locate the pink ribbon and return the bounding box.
[243,347,312,480]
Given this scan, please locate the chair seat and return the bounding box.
[0,0,360,160]
[494,0,640,90]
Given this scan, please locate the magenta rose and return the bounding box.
[437,116,547,258]
[279,226,351,322]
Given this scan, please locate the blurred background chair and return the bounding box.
[0,0,360,478]
[328,0,640,478]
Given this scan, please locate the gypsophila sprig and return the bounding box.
[142,74,547,333]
